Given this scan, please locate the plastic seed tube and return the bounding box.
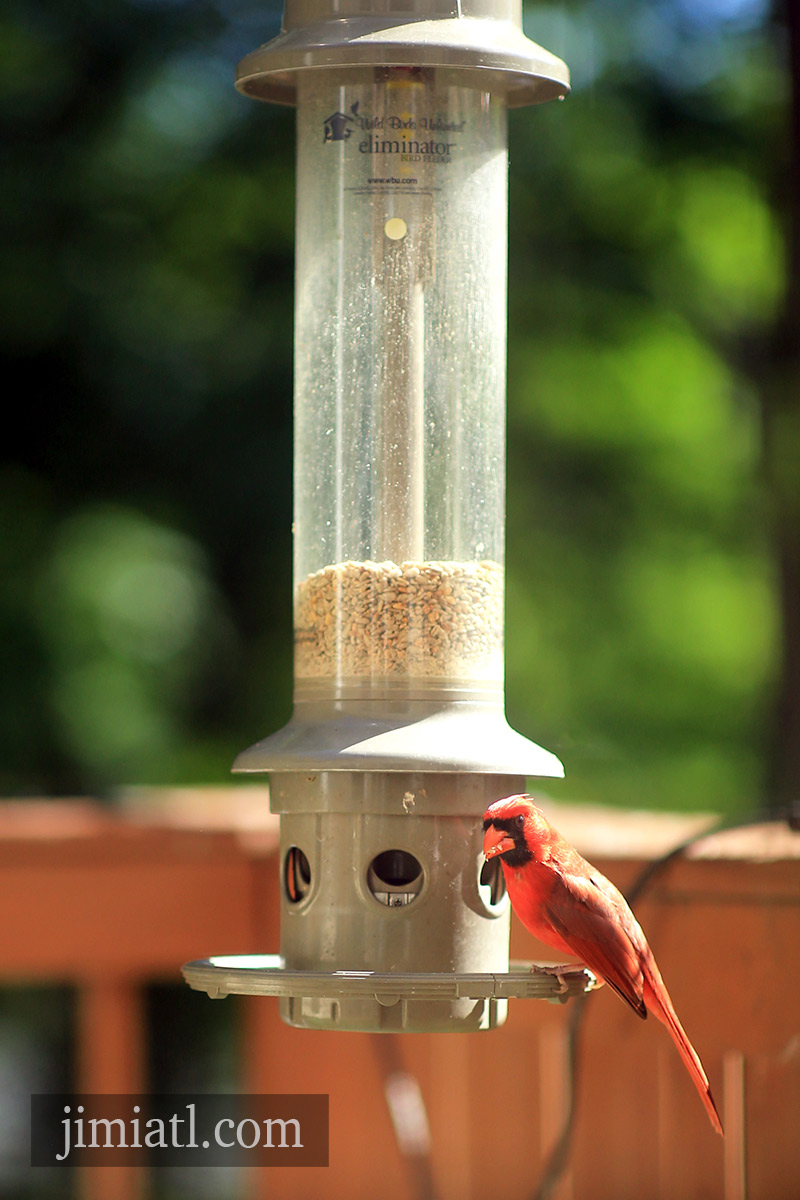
[294,68,508,700]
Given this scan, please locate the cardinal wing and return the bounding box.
[541,868,647,1018]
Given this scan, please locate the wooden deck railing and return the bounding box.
[2,790,798,1200]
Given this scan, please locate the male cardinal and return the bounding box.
[483,794,723,1136]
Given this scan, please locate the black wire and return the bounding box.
[529,803,797,1200]
[371,1033,440,1200]
[531,990,589,1200]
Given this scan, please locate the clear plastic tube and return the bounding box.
[293,68,508,698]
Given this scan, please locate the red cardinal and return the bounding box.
[483,794,723,1136]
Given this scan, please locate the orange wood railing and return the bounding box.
[1,789,798,1200]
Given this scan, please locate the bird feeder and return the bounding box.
[184,0,597,1030]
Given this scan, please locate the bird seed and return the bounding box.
[294,559,503,681]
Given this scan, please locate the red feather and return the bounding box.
[483,794,723,1136]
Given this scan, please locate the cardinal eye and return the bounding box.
[515,815,524,828]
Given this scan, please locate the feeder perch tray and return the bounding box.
[182,955,599,1004]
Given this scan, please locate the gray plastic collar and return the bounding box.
[232,696,564,775]
[235,0,569,106]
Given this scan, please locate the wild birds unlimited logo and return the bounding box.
[323,100,463,162]
[323,106,356,142]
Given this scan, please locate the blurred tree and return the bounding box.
[1,0,296,793]
[0,0,792,813]
[504,0,787,811]
[762,0,800,817]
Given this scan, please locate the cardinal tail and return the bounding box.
[643,975,724,1136]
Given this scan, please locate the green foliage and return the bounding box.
[0,0,787,809]
[505,0,784,811]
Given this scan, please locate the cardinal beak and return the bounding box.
[483,824,515,860]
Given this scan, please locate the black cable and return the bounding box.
[531,990,589,1200]
[529,804,797,1200]
[372,1033,440,1200]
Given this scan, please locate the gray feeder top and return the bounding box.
[235,0,570,107]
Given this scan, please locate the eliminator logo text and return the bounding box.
[324,102,465,162]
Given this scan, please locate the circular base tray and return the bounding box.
[182,954,600,1003]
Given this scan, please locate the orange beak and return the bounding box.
[483,824,515,861]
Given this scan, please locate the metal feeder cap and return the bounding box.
[235,0,570,107]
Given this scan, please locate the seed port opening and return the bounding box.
[367,849,423,907]
[479,856,506,907]
[284,846,311,903]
